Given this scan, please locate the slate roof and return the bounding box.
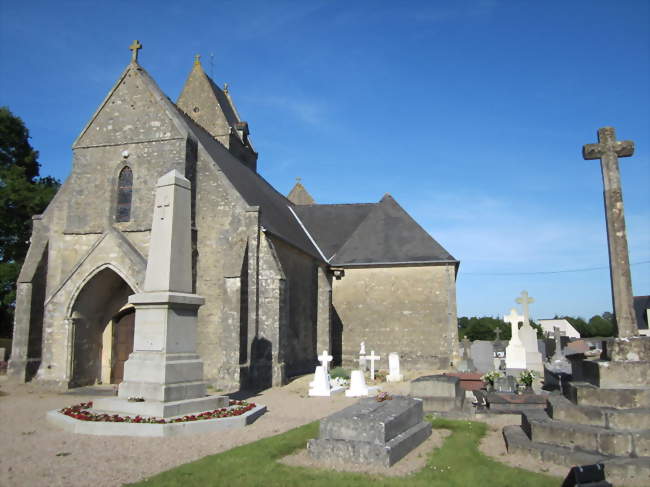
[294,195,458,266]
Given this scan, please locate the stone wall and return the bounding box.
[270,237,319,378]
[332,264,458,371]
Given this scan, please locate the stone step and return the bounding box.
[565,381,650,410]
[547,394,650,431]
[582,359,650,388]
[503,425,650,485]
[522,410,650,458]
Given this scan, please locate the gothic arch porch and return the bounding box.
[69,268,134,387]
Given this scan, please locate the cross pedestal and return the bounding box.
[583,127,638,337]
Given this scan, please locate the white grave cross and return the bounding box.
[318,350,333,374]
[516,290,535,326]
[367,350,380,381]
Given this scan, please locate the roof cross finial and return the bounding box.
[296,177,302,183]
[194,54,201,66]
[223,82,229,94]
[129,40,142,63]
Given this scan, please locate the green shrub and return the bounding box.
[329,367,350,380]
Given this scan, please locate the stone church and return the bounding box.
[8,43,459,390]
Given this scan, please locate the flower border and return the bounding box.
[60,400,256,424]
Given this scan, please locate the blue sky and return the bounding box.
[1,1,648,320]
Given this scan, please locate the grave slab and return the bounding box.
[307,396,431,467]
[410,374,464,412]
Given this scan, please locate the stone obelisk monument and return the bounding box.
[96,170,227,417]
[583,127,638,337]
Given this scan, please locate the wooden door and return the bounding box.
[111,310,135,384]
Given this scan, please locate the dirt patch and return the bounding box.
[477,416,567,478]
[279,429,451,477]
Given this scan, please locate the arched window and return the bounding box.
[116,166,133,222]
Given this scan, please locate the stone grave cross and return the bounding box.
[129,40,142,63]
[495,327,501,341]
[504,308,523,345]
[583,127,637,337]
[367,350,380,381]
[318,350,333,374]
[552,326,563,361]
[516,290,534,326]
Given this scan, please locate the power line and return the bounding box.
[461,260,650,276]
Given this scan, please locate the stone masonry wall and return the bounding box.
[333,264,459,372]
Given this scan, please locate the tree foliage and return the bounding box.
[0,107,59,337]
[554,313,616,338]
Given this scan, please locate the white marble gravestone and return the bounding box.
[519,323,543,372]
[95,170,227,417]
[386,352,403,382]
[504,308,527,370]
[309,366,332,397]
[345,370,372,397]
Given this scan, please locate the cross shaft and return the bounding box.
[582,127,637,337]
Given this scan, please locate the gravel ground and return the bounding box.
[0,377,359,487]
[1,375,567,487]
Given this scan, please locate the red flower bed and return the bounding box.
[60,400,256,424]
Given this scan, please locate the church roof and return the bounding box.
[294,195,457,266]
[287,182,315,205]
[174,108,323,260]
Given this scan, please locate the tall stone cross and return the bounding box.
[495,327,501,342]
[516,290,534,327]
[583,127,638,337]
[318,350,333,373]
[129,40,142,63]
[367,350,380,381]
[504,308,524,345]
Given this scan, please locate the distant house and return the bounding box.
[633,296,650,337]
[538,319,581,339]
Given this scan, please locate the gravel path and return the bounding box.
[0,377,360,487]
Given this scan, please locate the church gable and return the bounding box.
[74,65,184,149]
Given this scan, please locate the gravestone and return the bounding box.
[457,337,477,372]
[309,365,332,397]
[519,324,543,373]
[494,375,517,393]
[410,374,464,411]
[504,308,526,370]
[307,396,432,467]
[386,352,403,382]
[346,370,376,397]
[359,342,367,371]
[471,340,495,373]
[94,171,227,417]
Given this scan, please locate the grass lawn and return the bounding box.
[131,418,561,487]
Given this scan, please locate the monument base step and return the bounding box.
[565,381,650,409]
[522,409,650,458]
[582,360,650,388]
[93,394,229,418]
[503,426,650,485]
[548,394,650,431]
